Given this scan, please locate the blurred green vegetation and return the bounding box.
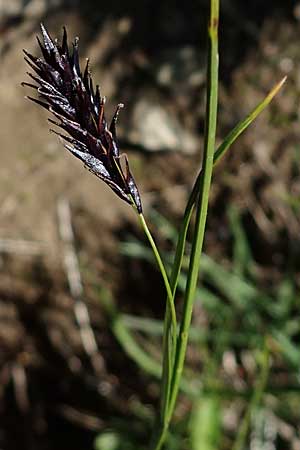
[97,203,300,449]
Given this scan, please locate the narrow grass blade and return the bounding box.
[227,205,254,277]
[214,76,287,164]
[271,330,300,367]
[99,287,197,395]
[100,286,162,377]
[157,80,288,415]
[169,76,287,306]
[121,313,260,346]
[190,395,221,450]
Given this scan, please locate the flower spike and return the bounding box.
[22,24,142,212]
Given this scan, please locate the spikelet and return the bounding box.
[22,24,142,212]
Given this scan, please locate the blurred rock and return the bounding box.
[23,0,48,19]
[129,96,198,153]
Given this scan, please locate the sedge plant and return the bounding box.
[22,2,286,448]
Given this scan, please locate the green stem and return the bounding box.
[167,0,219,436]
[137,213,178,428]
[137,213,177,339]
[148,3,285,447]
[153,73,286,434]
[166,76,287,309]
[159,194,196,423]
[156,76,286,426]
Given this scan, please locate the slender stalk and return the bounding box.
[159,307,174,419]
[167,0,219,433]
[159,195,196,423]
[137,213,177,338]
[137,213,178,429]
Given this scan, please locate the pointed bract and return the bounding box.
[23,24,142,212]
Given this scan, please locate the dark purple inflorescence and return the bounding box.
[22,24,142,213]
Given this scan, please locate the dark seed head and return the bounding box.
[22,24,142,213]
